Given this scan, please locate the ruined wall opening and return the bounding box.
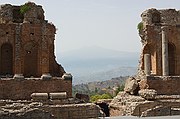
[24,42,38,77]
[143,44,153,71]
[152,12,161,23]
[168,43,176,75]
[96,102,110,117]
[0,43,13,76]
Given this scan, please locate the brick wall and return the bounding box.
[140,76,180,95]
[0,78,72,100]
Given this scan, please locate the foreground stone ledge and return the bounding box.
[0,100,101,119]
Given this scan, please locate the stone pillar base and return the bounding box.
[62,73,73,80]
[13,74,24,80]
[41,73,52,80]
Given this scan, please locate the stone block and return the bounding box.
[62,73,72,80]
[13,74,24,80]
[49,92,67,100]
[124,77,138,95]
[31,93,49,100]
[41,73,52,80]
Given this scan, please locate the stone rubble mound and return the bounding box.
[138,89,157,100]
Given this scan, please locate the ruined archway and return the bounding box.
[24,42,38,77]
[0,43,13,76]
[143,44,157,75]
[168,43,176,75]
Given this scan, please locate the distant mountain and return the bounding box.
[73,67,137,84]
[56,46,139,84]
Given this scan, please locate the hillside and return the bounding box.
[73,76,128,96]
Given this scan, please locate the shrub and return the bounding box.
[137,22,143,32]
[20,4,31,14]
[90,93,112,102]
[101,93,112,99]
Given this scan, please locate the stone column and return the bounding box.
[144,54,151,76]
[161,26,169,76]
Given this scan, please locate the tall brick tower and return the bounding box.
[0,2,65,78]
[0,2,72,100]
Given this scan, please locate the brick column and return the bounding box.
[161,26,169,76]
[144,54,151,76]
[41,23,51,79]
[13,24,24,80]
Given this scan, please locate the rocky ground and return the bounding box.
[0,100,101,119]
[101,115,180,119]
[109,91,180,117]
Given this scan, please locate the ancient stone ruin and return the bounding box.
[0,2,65,78]
[109,8,180,117]
[0,2,102,119]
[0,2,74,100]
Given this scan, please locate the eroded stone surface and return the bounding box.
[138,89,157,100]
[109,92,180,117]
[124,77,139,95]
[0,100,101,119]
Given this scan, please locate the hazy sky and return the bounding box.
[1,0,180,53]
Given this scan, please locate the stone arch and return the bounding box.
[0,43,13,76]
[168,42,176,75]
[23,42,38,77]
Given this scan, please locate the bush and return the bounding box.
[90,93,112,102]
[20,4,31,14]
[101,93,112,99]
[137,22,143,32]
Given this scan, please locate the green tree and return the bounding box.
[115,84,125,96]
[90,94,101,102]
[95,87,99,93]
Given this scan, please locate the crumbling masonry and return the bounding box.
[0,2,73,100]
[0,2,102,119]
[0,2,65,78]
[139,8,180,94]
[109,9,180,117]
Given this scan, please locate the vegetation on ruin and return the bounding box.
[20,4,31,14]
[137,22,143,32]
